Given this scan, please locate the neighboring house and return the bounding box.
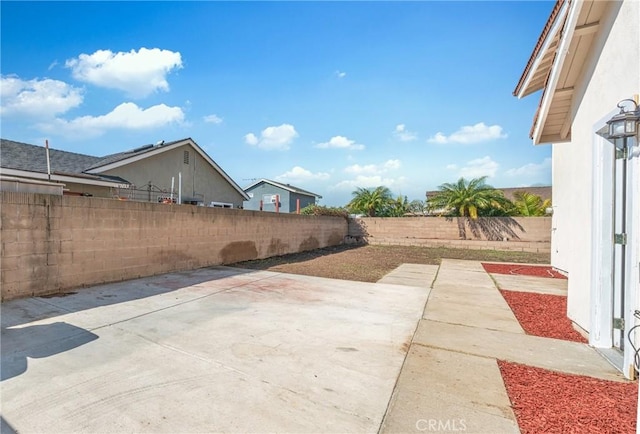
[498,186,552,204]
[0,138,249,208]
[515,0,639,378]
[243,179,322,213]
[0,139,129,196]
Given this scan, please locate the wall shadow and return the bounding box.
[449,217,525,241]
[1,267,257,329]
[230,244,367,269]
[1,416,17,434]
[1,322,98,381]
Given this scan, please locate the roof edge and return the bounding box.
[243,178,322,198]
[513,0,569,98]
[531,0,584,144]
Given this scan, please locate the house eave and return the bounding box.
[519,0,607,145]
[0,168,127,188]
[514,0,570,99]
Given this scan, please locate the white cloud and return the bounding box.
[448,156,499,178]
[38,102,184,138]
[335,70,346,78]
[332,175,408,191]
[244,124,298,150]
[203,114,223,124]
[244,133,258,146]
[316,135,365,150]
[384,159,402,170]
[0,75,83,117]
[335,159,404,191]
[394,124,418,142]
[344,159,401,175]
[427,122,507,145]
[66,48,183,98]
[505,158,552,177]
[276,166,330,182]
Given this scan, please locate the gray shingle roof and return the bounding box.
[1,139,101,173]
[0,139,128,183]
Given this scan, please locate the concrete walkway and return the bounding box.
[1,259,626,434]
[380,259,626,434]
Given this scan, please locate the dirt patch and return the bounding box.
[233,244,549,283]
[500,290,586,343]
[482,263,567,279]
[499,360,637,434]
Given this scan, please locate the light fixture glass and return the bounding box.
[606,99,640,139]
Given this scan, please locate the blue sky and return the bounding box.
[1,1,553,207]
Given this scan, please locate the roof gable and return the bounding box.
[0,138,249,199]
[243,179,322,198]
[86,138,249,200]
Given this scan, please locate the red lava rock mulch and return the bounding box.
[499,360,637,434]
[482,262,567,279]
[500,290,587,343]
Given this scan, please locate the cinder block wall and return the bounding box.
[1,192,347,301]
[349,217,551,253]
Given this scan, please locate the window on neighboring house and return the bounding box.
[183,150,190,164]
[209,201,233,208]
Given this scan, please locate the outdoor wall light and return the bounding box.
[606,99,640,140]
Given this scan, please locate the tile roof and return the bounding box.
[513,0,566,97]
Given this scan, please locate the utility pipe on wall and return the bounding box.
[45,140,51,181]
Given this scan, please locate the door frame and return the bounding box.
[591,109,640,379]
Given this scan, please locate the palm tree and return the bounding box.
[408,199,427,216]
[347,186,393,217]
[512,191,551,216]
[386,195,411,217]
[427,176,511,219]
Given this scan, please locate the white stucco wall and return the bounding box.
[551,0,639,331]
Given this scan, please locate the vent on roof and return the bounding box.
[183,150,190,164]
[133,144,154,153]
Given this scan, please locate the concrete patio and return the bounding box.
[0,260,626,433]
